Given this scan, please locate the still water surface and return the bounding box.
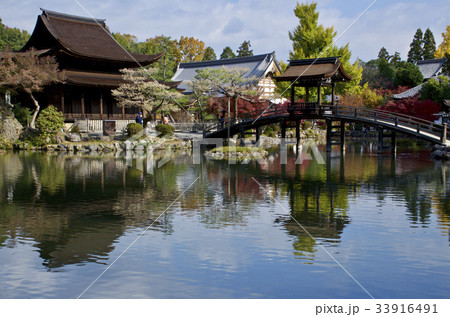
[0,147,449,298]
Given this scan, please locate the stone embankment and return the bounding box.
[431,145,450,160]
[13,133,192,153]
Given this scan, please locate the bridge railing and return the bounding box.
[324,105,448,141]
[203,103,449,143]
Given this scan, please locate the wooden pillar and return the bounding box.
[317,83,322,105]
[122,106,125,120]
[340,121,345,152]
[255,126,261,143]
[60,88,65,114]
[331,83,336,105]
[305,87,310,102]
[291,85,295,105]
[100,93,104,120]
[326,119,332,152]
[81,93,85,119]
[442,123,448,144]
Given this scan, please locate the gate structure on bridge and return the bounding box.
[203,57,450,150]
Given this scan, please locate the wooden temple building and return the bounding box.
[18,9,169,122]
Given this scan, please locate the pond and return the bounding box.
[0,146,449,299]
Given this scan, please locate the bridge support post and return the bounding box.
[326,119,332,152]
[240,128,246,147]
[296,121,301,144]
[255,127,260,144]
[280,120,286,139]
[391,132,397,156]
[340,121,346,152]
[377,127,384,153]
[442,123,447,144]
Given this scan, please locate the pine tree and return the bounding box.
[407,28,423,62]
[220,46,236,60]
[422,28,436,60]
[236,40,253,57]
[202,47,217,61]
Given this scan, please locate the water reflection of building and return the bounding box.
[0,152,192,269]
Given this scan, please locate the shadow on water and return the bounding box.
[0,144,449,271]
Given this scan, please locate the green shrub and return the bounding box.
[36,105,64,135]
[126,123,143,137]
[12,105,32,127]
[70,124,80,134]
[33,105,65,145]
[155,124,175,137]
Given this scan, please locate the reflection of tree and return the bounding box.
[0,152,195,268]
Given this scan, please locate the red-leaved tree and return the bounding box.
[206,96,269,118]
[378,97,441,122]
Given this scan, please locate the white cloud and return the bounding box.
[1,0,449,63]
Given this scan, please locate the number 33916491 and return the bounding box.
[376,304,438,314]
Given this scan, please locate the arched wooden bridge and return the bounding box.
[203,103,449,148]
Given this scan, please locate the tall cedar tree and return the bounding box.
[378,47,390,61]
[435,26,450,58]
[202,47,217,61]
[285,2,362,97]
[177,36,206,62]
[220,46,236,60]
[236,41,253,57]
[0,50,64,128]
[407,28,423,62]
[422,28,436,60]
[390,52,401,66]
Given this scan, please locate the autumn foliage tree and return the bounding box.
[378,98,440,122]
[177,36,206,62]
[0,49,64,128]
[435,26,450,58]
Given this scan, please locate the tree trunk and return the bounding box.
[234,97,238,123]
[29,92,40,129]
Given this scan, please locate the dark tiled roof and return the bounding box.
[392,84,423,99]
[274,57,352,84]
[172,52,280,92]
[21,9,162,65]
[416,59,446,79]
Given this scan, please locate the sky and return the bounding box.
[0,0,449,64]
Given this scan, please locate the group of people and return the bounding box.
[135,112,170,126]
